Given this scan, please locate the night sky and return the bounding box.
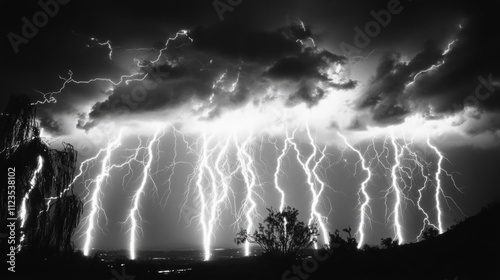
[3,0,500,251]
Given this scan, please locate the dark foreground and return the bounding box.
[6,204,500,280]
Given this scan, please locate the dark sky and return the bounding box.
[3,0,500,250]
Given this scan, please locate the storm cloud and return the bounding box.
[77,21,357,130]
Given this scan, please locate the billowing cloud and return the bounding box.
[77,22,357,130]
[355,8,500,136]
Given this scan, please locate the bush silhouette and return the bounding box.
[380,237,399,249]
[235,206,318,260]
[361,244,379,251]
[329,226,358,251]
[422,227,439,240]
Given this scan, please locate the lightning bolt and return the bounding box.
[190,131,237,261]
[426,136,445,234]
[234,132,259,256]
[406,39,457,88]
[350,48,381,62]
[425,136,465,236]
[402,142,440,241]
[18,155,44,250]
[195,133,212,261]
[358,129,463,243]
[45,143,113,211]
[82,131,122,256]
[31,70,148,106]
[274,128,296,213]
[208,136,233,251]
[388,130,404,244]
[127,128,164,260]
[337,132,372,248]
[137,30,191,67]
[89,37,113,60]
[290,122,329,248]
[229,69,240,93]
[311,145,329,248]
[31,30,192,105]
[272,127,297,236]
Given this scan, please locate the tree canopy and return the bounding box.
[235,206,318,259]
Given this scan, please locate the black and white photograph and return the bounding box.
[2,0,500,279]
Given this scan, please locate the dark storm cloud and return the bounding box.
[7,0,497,136]
[357,42,443,124]
[284,78,357,108]
[407,10,500,115]
[286,83,325,107]
[265,49,345,80]
[463,113,500,136]
[190,24,302,64]
[264,48,356,106]
[357,3,500,128]
[77,21,357,130]
[77,60,219,130]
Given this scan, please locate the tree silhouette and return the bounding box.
[422,227,439,240]
[329,226,358,251]
[0,95,83,253]
[380,237,399,249]
[235,206,319,259]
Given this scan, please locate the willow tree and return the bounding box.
[0,95,83,253]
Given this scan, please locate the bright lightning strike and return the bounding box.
[426,136,445,234]
[337,132,372,248]
[90,37,113,60]
[274,128,295,212]
[45,144,112,211]
[235,132,259,256]
[195,133,212,261]
[127,129,164,260]
[290,122,329,249]
[82,131,122,257]
[18,155,44,250]
[31,30,192,106]
[388,130,404,244]
[273,128,296,236]
[191,132,237,261]
[406,38,457,88]
[206,136,232,259]
[402,143,440,241]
